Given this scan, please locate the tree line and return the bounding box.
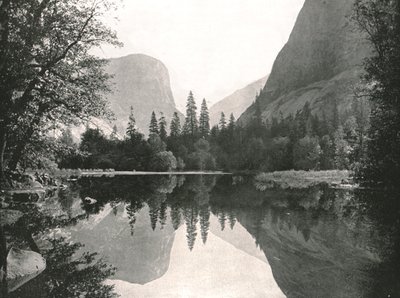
[58,88,370,174]
[1,0,400,188]
[58,91,216,171]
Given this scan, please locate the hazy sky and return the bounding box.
[97,0,305,109]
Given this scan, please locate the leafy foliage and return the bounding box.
[0,0,121,180]
[353,0,400,186]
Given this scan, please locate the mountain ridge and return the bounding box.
[209,75,268,126]
[239,0,371,124]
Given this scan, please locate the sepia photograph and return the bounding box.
[1,0,400,297]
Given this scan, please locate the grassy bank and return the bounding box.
[255,170,353,190]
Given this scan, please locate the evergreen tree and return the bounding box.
[184,206,199,251]
[182,91,198,136]
[149,111,159,135]
[219,112,227,130]
[158,112,168,141]
[199,98,210,137]
[126,201,142,236]
[126,107,143,143]
[159,202,168,229]
[170,205,182,230]
[252,97,264,137]
[218,212,227,231]
[148,203,159,231]
[126,106,137,139]
[170,112,181,137]
[334,126,351,169]
[320,135,335,170]
[228,113,236,131]
[228,211,236,230]
[199,206,210,244]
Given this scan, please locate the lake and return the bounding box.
[7,175,400,298]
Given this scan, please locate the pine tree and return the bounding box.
[158,202,167,229]
[126,106,137,139]
[158,112,167,141]
[228,211,236,230]
[219,112,227,130]
[184,206,199,251]
[228,113,236,130]
[199,205,210,244]
[218,211,227,231]
[199,98,210,137]
[148,203,159,231]
[149,111,159,135]
[170,205,182,230]
[182,91,198,136]
[126,201,142,236]
[252,97,264,137]
[170,112,181,137]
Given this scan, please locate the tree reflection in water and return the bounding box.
[2,187,118,298]
[76,174,400,297]
[10,238,117,298]
[4,174,399,297]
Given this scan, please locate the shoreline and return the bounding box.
[254,170,355,190]
[80,171,232,176]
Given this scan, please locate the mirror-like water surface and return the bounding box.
[6,175,400,298]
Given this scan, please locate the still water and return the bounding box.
[7,175,400,298]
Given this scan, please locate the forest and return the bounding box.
[58,92,369,176]
[0,0,399,187]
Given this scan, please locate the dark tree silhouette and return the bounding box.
[183,91,198,137]
[149,111,159,135]
[199,98,210,137]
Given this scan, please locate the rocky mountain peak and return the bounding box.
[239,0,371,124]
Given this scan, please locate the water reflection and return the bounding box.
[2,187,118,298]
[4,175,400,297]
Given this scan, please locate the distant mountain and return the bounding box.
[239,0,371,124]
[105,53,183,136]
[70,54,183,140]
[209,76,268,126]
[70,203,175,284]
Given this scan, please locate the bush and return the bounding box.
[265,137,291,171]
[293,136,321,170]
[148,151,177,171]
[95,158,116,169]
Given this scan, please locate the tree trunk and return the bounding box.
[0,225,8,297]
[0,0,10,70]
[0,130,7,185]
[8,105,45,171]
[8,134,29,172]
[0,0,10,189]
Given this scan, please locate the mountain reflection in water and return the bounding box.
[9,175,400,298]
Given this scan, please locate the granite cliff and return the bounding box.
[105,54,183,135]
[239,0,371,124]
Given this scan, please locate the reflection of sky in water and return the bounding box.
[9,175,400,297]
[67,202,284,297]
[107,215,284,298]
